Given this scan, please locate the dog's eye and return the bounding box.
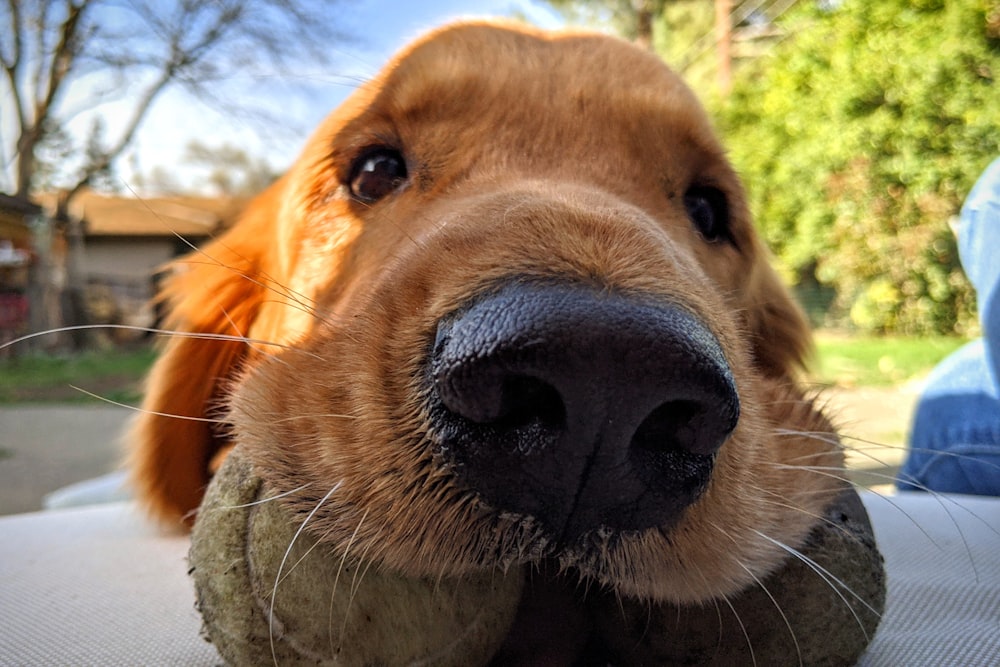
[348,148,408,203]
[684,186,729,243]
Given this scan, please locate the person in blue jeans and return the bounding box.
[897,158,1000,495]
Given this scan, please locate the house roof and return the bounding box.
[0,193,43,217]
[36,190,249,238]
[0,193,41,247]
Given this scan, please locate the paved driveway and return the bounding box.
[0,406,132,515]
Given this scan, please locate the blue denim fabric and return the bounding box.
[898,158,1000,495]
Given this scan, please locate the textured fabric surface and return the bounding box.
[0,503,220,665]
[857,491,1000,666]
[1,491,997,665]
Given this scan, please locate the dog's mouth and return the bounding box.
[488,559,619,665]
[424,280,740,550]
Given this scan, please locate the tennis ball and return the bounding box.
[190,449,884,665]
[189,449,523,666]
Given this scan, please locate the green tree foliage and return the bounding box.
[545,0,668,46]
[654,0,794,96]
[713,0,999,334]
[653,0,715,89]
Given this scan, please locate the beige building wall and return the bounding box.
[83,237,176,282]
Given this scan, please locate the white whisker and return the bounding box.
[270,412,359,424]
[67,386,226,423]
[745,488,857,542]
[772,428,841,448]
[736,561,802,666]
[223,483,313,509]
[709,519,802,664]
[768,464,946,549]
[338,525,380,649]
[786,460,1000,550]
[270,482,340,666]
[329,508,369,656]
[167,243,324,326]
[719,594,756,667]
[1,324,324,360]
[751,529,881,634]
[92,185,328,329]
[273,527,333,589]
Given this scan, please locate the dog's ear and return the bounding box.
[128,182,283,527]
[744,253,813,379]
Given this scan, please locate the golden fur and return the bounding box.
[130,22,843,605]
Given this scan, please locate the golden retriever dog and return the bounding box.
[130,19,843,659]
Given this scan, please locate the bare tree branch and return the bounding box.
[2,0,348,199]
[37,2,89,135]
[28,3,56,133]
[1,0,23,72]
[11,1,93,197]
[64,64,173,201]
[1,0,26,147]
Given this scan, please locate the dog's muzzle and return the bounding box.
[427,282,739,543]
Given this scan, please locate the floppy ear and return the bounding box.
[128,183,282,527]
[744,253,813,379]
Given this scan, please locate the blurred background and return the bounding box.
[2,0,997,513]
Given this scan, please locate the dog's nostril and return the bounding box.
[494,376,565,430]
[632,400,704,456]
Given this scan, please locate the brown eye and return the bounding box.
[348,148,407,203]
[684,186,730,243]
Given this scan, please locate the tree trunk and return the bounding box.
[62,216,91,350]
[15,131,38,200]
[21,192,92,353]
[633,0,655,50]
[25,211,65,351]
[636,6,654,50]
[715,0,733,94]
[55,194,92,351]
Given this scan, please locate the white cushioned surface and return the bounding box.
[0,503,218,665]
[1,491,997,665]
[857,492,1000,666]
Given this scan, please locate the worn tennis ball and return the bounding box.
[592,488,886,666]
[189,449,524,666]
[191,449,884,665]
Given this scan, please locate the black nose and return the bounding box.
[428,282,739,542]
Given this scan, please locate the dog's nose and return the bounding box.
[428,282,739,542]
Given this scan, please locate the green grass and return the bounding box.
[809,333,967,387]
[0,347,158,403]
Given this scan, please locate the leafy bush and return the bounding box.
[713,0,999,334]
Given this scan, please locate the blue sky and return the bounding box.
[119,0,566,193]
